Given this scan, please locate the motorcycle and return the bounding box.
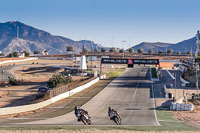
[78,111,92,125]
[110,111,121,125]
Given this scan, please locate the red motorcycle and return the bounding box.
[79,111,92,125]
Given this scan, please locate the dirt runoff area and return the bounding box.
[0,129,199,133]
[0,58,93,108]
[174,110,200,128]
[172,89,200,128]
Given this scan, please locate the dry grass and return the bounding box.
[0,129,200,133]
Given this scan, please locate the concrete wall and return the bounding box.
[0,58,38,65]
[0,75,106,116]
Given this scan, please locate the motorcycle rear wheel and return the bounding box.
[81,117,87,125]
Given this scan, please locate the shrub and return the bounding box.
[8,76,18,85]
[47,74,72,88]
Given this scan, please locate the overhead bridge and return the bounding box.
[100,58,159,73]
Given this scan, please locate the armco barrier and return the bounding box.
[180,76,190,84]
[0,75,105,116]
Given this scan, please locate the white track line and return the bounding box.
[150,67,161,126]
[166,70,176,80]
[129,71,140,108]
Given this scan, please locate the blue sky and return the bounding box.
[0,0,200,48]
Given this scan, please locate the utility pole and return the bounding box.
[174,73,176,101]
[17,25,19,39]
[111,35,113,48]
[185,47,186,55]
[165,36,167,55]
[196,62,199,90]
[121,40,126,58]
[91,45,93,69]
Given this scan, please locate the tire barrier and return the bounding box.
[170,103,194,111]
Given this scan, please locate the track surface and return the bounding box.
[20,67,159,125]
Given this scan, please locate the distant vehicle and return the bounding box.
[169,84,173,88]
[186,83,196,87]
[38,86,51,92]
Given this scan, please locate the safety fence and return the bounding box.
[49,85,69,98]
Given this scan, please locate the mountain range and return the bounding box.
[0,21,198,55]
[0,21,104,55]
[132,37,196,54]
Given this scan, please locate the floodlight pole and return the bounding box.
[196,62,199,90]
[174,73,176,101]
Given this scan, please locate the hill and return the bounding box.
[0,21,103,55]
[131,42,174,53]
[131,37,197,53]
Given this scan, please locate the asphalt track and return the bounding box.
[20,66,159,126]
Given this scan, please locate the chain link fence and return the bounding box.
[49,85,69,98]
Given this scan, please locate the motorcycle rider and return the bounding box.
[108,107,121,122]
[74,106,90,121]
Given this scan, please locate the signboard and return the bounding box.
[133,59,159,65]
[128,59,133,64]
[101,58,159,65]
[101,58,128,64]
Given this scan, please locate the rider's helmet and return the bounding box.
[108,107,112,112]
[74,106,79,111]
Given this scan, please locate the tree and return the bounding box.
[119,48,124,53]
[12,51,18,57]
[167,49,173,55]
[81,45,88,55]
[23,51,30,57]
[7,53,13,57]
[137,48,143,54]
[109,47,116,53]
[44,50,48,56]
[148,49,154,55]
[82,48,88,55]
[158,50,163,55]
[47,74,72,88]
[101,48,106,53]
[128,48,134,53]
[177,51,181,56]
[34,50,40,55]
[94,47,98,52]
[8,76,18,85]
[187,51,192,56]
[66,46,73,52]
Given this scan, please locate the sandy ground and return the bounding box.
[0,58,91,107]
[174,110,200,128]
[166,89,200,128]
[0,130,199,133]
[0,58,126,108]
[168,89,200,100]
